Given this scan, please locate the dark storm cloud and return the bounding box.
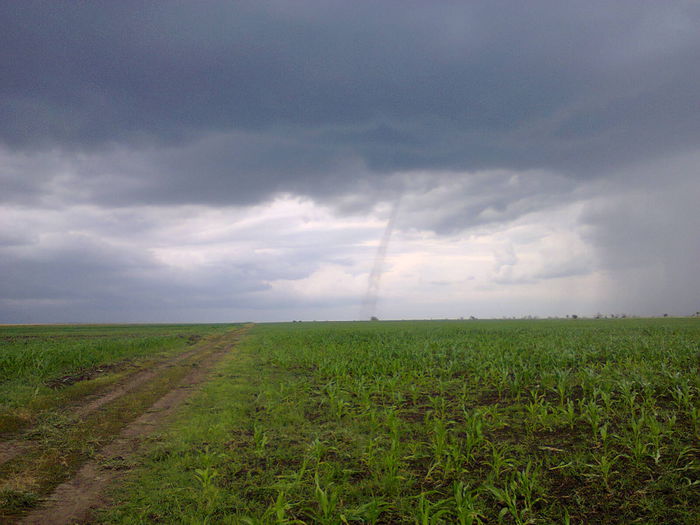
[393,170,578,234]
[2,1,700,322]
[2,1,700,207]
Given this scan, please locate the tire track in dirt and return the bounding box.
[0,331,231,467]
[0,442,31,466]
[20,326,250,525]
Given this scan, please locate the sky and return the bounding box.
[2,1,699,323]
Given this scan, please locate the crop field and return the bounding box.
[93,319,698,524]
[0,320,697,523]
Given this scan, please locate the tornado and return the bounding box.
[361,197,401,320]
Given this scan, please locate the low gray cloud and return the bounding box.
[0,198,382,321]
[0,234,268,322]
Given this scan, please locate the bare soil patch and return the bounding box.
[44,362,134,389]
[0,442,30,467]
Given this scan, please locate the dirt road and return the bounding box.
[0,326,249,524]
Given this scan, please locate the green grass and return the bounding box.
[99,319,699,523]
[0,324,234,432]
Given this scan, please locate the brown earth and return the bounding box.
[0,442,31,466]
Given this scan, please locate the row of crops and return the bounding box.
[103,319,699,524]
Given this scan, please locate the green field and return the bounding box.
[98,319,699,524]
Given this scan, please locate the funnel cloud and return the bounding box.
[361,197,401,320]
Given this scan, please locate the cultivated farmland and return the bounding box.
[0,320,698,523]
[95,319,698,524]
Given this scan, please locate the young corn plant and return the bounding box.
[351,498,390,523]
[588,385,612,413]
[425,416,452,479]
[486,442,517,482]
[557,399,577,430]
[430,417,450,459]
[495,367,511,399]
[363,435,404,493]
[484,482,525,525]
[642,410,667,463]
[415,492,450,525]
[619,409,658,468]
[444,440,469,478]
[451,481,485,525]
[515,462,544,513]
[428,396,450,420]
[460,407,485,463]
[579,398,604,442]
[252,423,270,458]
[308,473,340,525]
[485,462,543,525]
[324,382,349,420]
[509,371,525,400]
[585,453,621,492]
[192,466,222,516]
[618,381,639,414]
[260,491,304,525]
[670,382,694,412]
[552,369,570,407]
[380,435,405,493]
[524,390,550,432]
